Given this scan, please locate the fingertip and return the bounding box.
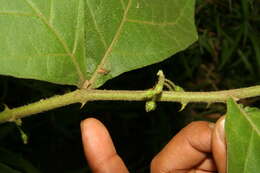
[80,118,104,136]
[80,117,101,130]
[80,117,116,158]
[80,118,129,173]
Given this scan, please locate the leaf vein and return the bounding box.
[89,0,132,87]
[126,19,177,26]
[86,1,108,49]
[49,0,54,25]
[7,53,70,59]
[242,130,254,173]
[120,0,126,10]
[72,1,83,54]
[238,104,260,135]
[125,0,190,26]
[161,29,182,48]
[0,11,36,17]
[23,0,85,85]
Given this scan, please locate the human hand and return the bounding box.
[80,117,226,173]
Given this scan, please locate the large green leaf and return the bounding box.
[226,98,260,173]
[0,0,197,87]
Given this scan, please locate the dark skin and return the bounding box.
[80,116,226,173]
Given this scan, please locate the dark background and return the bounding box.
[0,0,259,172]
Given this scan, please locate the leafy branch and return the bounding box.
[0,74,259,123]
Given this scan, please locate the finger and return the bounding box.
[196,157,216,172]
[151,121,216,173]
[81,118,129,173]
[212,116,226,173]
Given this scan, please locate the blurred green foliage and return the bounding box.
[0,0,259,172]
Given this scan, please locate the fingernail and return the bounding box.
[208,122,215,129]
[216,117,226,144]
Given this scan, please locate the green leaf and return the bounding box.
[226,98,260,173]
[0,0,197,88]
[0,0,86,86]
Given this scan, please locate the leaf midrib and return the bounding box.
[242,130,254,173]
[87,0,192,88]
[88,0,132,87]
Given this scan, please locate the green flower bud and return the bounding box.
[145,100,156,112]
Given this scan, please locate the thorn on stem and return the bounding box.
[179,102,188,112]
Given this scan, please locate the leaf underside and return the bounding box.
[226,98,260,173]
[0,0,197,88]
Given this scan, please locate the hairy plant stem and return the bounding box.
[0,85,260,123]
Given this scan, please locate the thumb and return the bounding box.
[212,116,227,173]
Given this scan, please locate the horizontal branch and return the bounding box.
[0,85,260,123]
